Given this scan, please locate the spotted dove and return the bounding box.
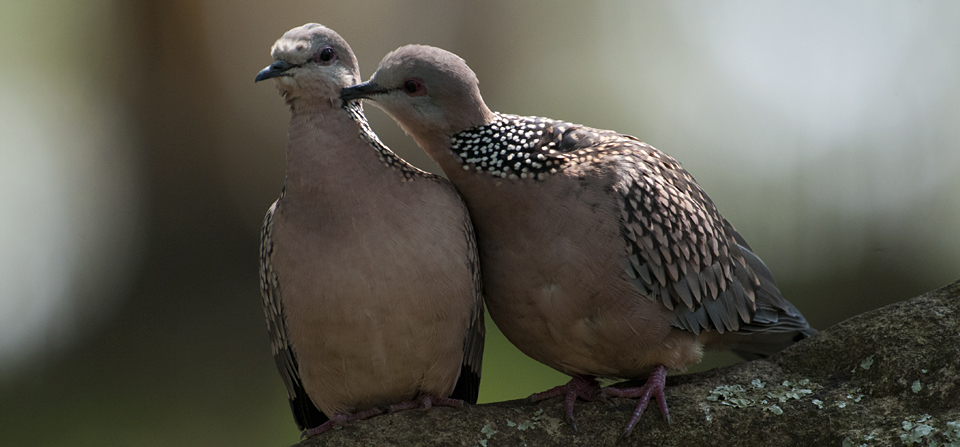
[255,27,484,437]
[341,44,816,438]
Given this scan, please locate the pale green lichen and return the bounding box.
[723,397,754,408]
[526,407,562,437]
[707,384,754,408]
[839,388,866,404]
[477,421,499,447]
[812,399,824,409]
[900,415,939,446]
[767,381,813,404]
[901,424,935,445]
[944,420,960,447]
[502,414,537,432]
[480,423,497,438]
[842,437,867,447]
[843,393,863,403]
[707,379,816,411]
[912,380,922,393]
[763,404,783,415]
[861,356,875,370]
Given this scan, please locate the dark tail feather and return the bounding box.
[726,232,818,359]
[449,368,481,404]
[290,381,328,431]
[731,326,818,360]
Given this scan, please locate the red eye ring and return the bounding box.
[402,78,426,96]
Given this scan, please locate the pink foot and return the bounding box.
[300,407,385,439]
[387,394,468,413]
[601,364,670,438]
[529,375,601,432]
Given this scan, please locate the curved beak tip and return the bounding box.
[254,61,294,83]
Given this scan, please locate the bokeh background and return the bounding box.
[2,1,959,445]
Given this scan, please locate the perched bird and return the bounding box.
[342,45,816,438]
[255,26,484,437]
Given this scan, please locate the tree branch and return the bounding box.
[296,280,960,446]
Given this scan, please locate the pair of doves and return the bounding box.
[255,23,816,439]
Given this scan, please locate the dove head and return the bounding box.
[255,24,360,108]
[340,45,495,142]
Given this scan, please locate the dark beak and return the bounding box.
[254,60,295,83]
[340,81,389,101]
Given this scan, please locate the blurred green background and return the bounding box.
[2,1,959,445]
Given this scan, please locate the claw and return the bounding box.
[602,364,670,438]
[529,375,601,431]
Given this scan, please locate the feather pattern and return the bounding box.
[449,113,813,346]
[259,198,327,430]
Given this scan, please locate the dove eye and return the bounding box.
[402,78,426,96]
[312,46,336,65]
